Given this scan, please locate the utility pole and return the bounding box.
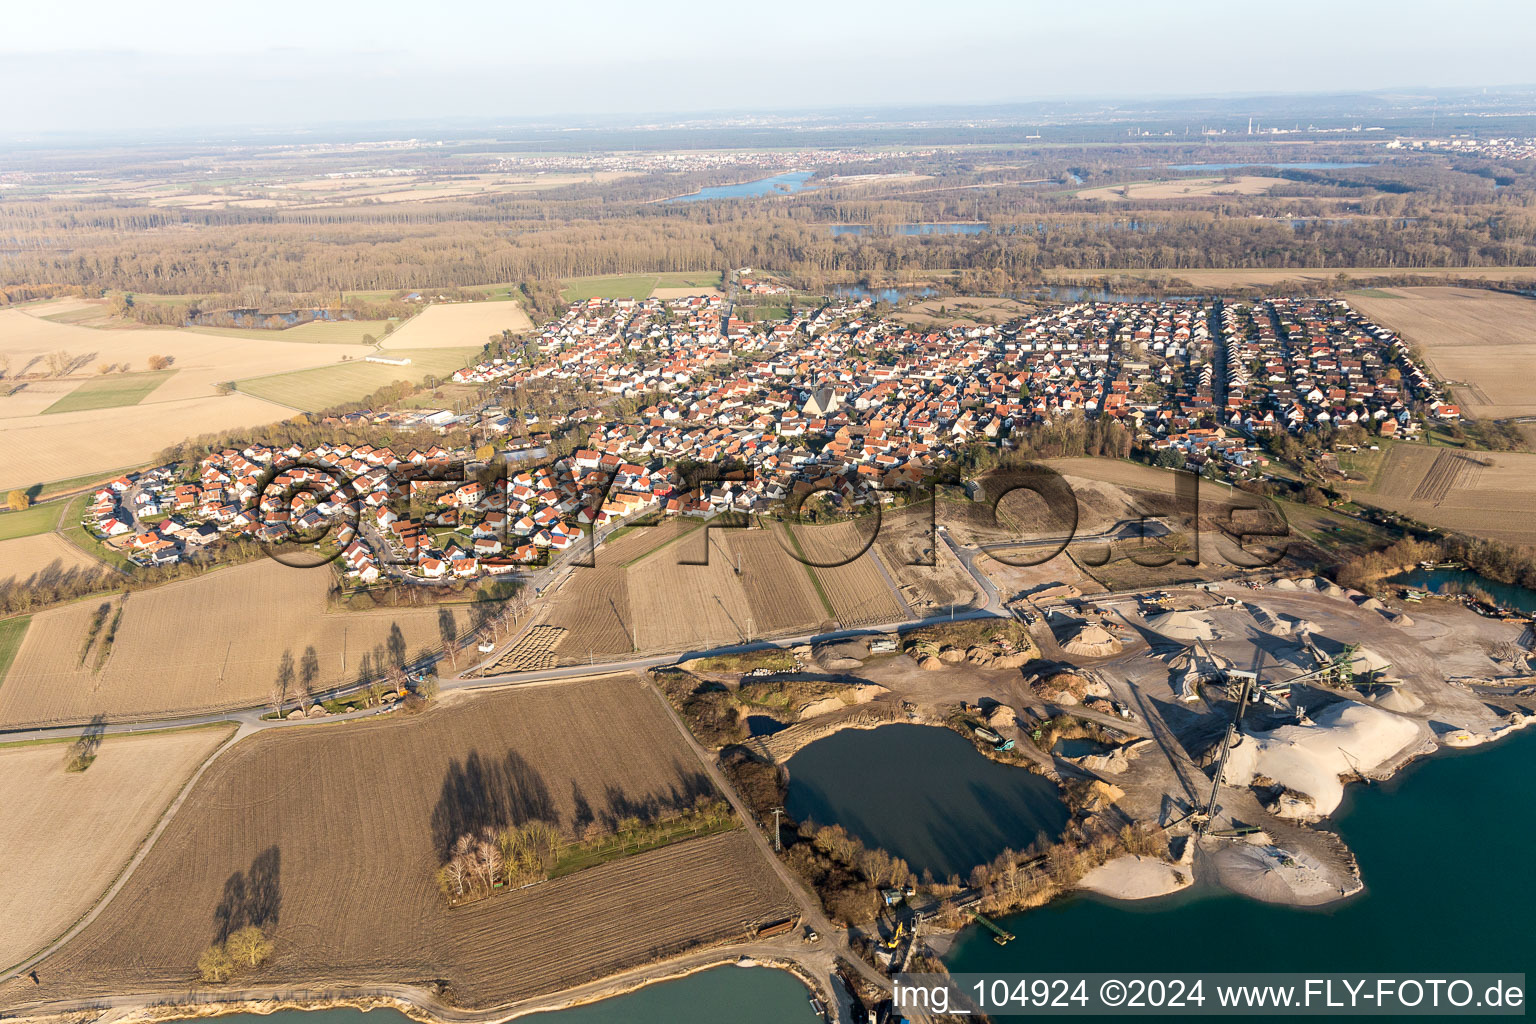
[771,807,784,852]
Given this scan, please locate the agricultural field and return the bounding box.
[786,520,907,627]
[1076,176,1290,201]
[1346,287,1536,418]
[0,724,234,971]
[1352,444,1536,545]
[0,560,470,728]
[0,677,792,1008]
[724,529,832,634]
[893,295,1035,327]
[41,370,176,414]
[0,616,30,686]
[1040,267,1536,289]
[874,506,980,613]
[0,501,64,541]
[377,301,533,350]
[627,528,757,651]
[230,347,479,411]
[0,532,106,589]
[560,272,723,303]
[540,522,834,664]
[0,307,363,490]
[188,319,392,345]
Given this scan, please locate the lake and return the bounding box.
[784,723,1068,880]
[668,171,814,202]
[1390,567,1536,615]
[1169,162,1378,171]
[193,964,820,1024]
[948,726,1536,974]
[831,284,938,304]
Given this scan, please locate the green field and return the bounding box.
[40,306,107,324]
[58,493,135,571]
[560,272,722,302]
[187,319,393,344]
[0,502,61,540]
[232,348,479,411]
[0,615,31,687]
[42,371,177,415]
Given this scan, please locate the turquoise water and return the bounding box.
[784,723,1068,879]
[197,964,819,1024]
[948,728,1536,974]
[1390,567,1536,615]
[669,172,814,202]
[1169,162,1377,171]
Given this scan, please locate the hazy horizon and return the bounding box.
[6,0,1536,137]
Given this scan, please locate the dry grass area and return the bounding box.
[1346,287,1536,418]
[0,676,792,1008]
[378,301,532,350]
[893,295,1035,327]
[875,506,979,612]
[651,286,725,300]
[0,533,105,589]
[1355,444,1536,544]
[0,561,466,727]
[0,307,362,489]
[1041,267,1536,289]
[0,724,233,971]
[1076,176,1290,202]
[788,520,906,626]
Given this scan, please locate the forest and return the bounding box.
[3,140,1533,310]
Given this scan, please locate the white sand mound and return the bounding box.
[1224,701,1421,816]
[1210,842,1345,903]
[1384,611,1413,626]
[1358,597,1385,611]
[1146,610,1214,641]
[1062,622,1124,657]
[1272,577,1298,590]
[1293,577,1318,591]
[1349,646,1392,674]
[1078,855,1191,900]
[1374,687,1424,713]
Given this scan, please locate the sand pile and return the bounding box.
[1167,643,1231,701]
[1358,596,1385,611]
[1348,646,1393,675]
[1383,611,1413,627]
[1293,577,1318,591]
[1224,701,1420,817]
[1373,686,1424,713]
[1029,670,1109,705]
[1248,604,1290,634]
[1272,577,1298,590]
[1061,622,1124,658]
[1078,855,1191,900]
[1146,609,1214,641]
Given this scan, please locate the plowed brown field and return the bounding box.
[0,676,791,1009]
[788,520,907,626]
[0,725,234,970]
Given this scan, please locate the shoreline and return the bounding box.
[5,951,829,1024]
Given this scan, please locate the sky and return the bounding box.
[5,0,1535,136]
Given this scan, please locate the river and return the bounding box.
[667,171,814,202]
[1168,162,1378,171]
[947,727,1536,974]
[784,723,1068,880]
[194,964,820,1024]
